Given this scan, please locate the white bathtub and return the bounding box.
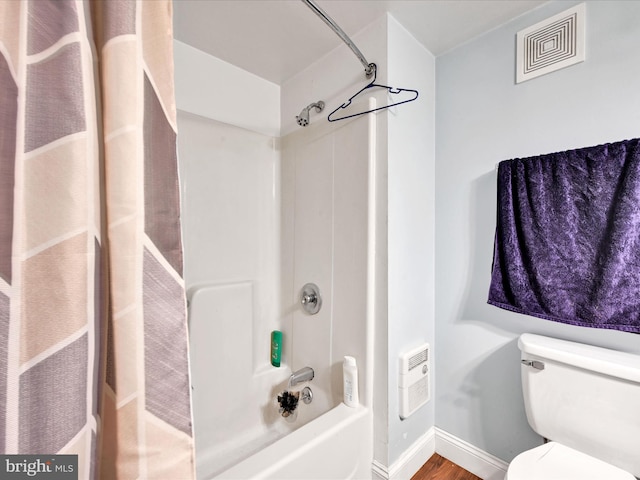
[214,404,372,480]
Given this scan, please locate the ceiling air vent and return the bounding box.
[516,3,585,84]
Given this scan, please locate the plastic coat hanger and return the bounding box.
[327,63,419,122]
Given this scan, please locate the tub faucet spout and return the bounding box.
[289,367,314,387]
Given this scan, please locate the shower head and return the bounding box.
[296,101,325,127]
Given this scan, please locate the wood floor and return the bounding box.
[411,454,482,480]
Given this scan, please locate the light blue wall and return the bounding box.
[387,15,436,465]
[435,0,640,463]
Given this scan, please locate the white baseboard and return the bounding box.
[372,428,508,480]
[372,428,435,480]
[435,428,508,480]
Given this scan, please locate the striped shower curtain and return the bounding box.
[0,0,195,478]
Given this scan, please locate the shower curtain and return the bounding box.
[0,1,195,478]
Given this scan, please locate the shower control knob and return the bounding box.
[301,293,316,305]
[300,283,322,315]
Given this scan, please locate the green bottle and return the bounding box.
[271,330,282,367]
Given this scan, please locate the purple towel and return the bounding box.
[488,138,640,333]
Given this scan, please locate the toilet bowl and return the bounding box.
[505,442,636,480]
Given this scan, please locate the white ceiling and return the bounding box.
[173,0,549,85]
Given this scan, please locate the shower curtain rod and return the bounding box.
[302,0,375,78]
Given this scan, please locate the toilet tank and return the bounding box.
[518,334,640,478]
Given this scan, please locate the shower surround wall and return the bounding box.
[175,40,373,478]
[281,117,371,416]
[177,112,288,478]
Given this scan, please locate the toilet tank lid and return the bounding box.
[518,334,640,383]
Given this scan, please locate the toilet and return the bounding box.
[505,334,640,480]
